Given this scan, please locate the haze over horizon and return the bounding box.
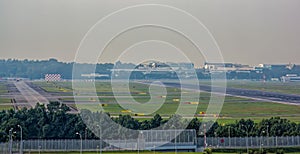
[1,0,300,67]
[0,57,299,68]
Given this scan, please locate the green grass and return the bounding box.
[0,82,12,110]
[33,81,73,94]
[25,81,300,123]
[75,100,300,123]
[0,82,8,94]
[0,82,13,110]
[33,80,300,95]
[0,97,11,103]
[0,104,13,110]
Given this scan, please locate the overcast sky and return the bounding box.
[0,0,299,67]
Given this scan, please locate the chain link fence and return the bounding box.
[2,135,300,153]
[197,136,300,149]
[0,129,197,153]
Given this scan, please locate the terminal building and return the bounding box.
[112,61,196,79]
[281,74,300,82]
[257,63,295,70]
[204,62,254,73]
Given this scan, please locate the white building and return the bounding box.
[204,62,254,72]
[281,74,300,82]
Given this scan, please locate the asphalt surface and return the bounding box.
[5,81,78,112]
[158,81,300,105]
[14,81,49,107]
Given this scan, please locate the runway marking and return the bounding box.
[138,81,300,106]
[14,81,49,107]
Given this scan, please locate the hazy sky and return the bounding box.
[0,0,300,67]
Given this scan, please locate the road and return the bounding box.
[141,81,300,105]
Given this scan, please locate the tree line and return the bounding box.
[1,59,300,80]
[0,59,113,79]
[1,102,300,142]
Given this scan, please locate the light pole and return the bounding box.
[76,132,83,154]
[85,128,87,140]
[175,129,177,154]
[137,132,139,154]
[267,125,269,146]
[228,126,231,147]
[266,125,269,137]
[199,124,207,149]
[214,131,218,147]
[260,135,262,151]
[171,125,177,153]
[38,146,41,154]
[241,125,249,154]
[261,131,265,153]
[9,128,13,154]
[17,125,23,154]
[198,123,207,149]
[138,131,143,154]
[96,125,102,154]
[260,130,265,152]
[204,124,207,149]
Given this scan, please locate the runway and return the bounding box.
[10,81,79,112]
[142,81,300,105]
[14,81,49,107]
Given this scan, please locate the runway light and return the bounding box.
[121,110,132,113]
[134,113,145,116]
[173,98,180,102]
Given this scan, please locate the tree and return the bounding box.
[150,114,163,128]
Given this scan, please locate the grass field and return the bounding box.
[0,82,12,110]
[34,81,73,94]
[0,97,11,103]
[30,81,300,123]
[74,100,300,123]
[0,104,13,110]
[0,82,8,94]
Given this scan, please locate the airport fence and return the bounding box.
[1,136,300,153]
[0,129,197,153]
[198,136,300,149]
